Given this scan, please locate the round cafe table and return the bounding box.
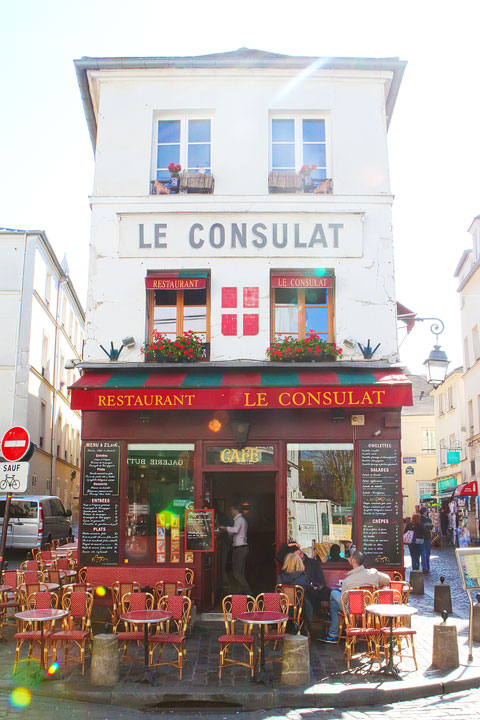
[19,582,59,594]
[366,603,418,680]
[237,610,288,687]
[15,608,68,669]
[120,609,172,685]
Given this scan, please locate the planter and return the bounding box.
[302,176,314,193]
[268,171,302,193]
[180,172,214,194]
[169,177,180,194]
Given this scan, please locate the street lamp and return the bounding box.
[398,311,450,387]
[417,318,450,387]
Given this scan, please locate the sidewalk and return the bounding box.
[3,547,480,712]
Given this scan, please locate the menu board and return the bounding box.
[185,509,214,552]
[359,440,401,566]
[80,441,121,566]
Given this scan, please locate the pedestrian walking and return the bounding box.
[219,503,251,595]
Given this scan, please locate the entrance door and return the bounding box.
[207,471,276,608]
[292,499,319,548]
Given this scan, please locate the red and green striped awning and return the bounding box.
[71,367,412,411]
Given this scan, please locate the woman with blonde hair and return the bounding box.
[277,552,313,634]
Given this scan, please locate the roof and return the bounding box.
[74,48,406,150]
[454,249,472,277]
[401,374,434,416]
[70,365,413,411]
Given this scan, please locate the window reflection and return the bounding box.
[287,443,354,562]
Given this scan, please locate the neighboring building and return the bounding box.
[72,50,411,609]
[0,229,84,516]
[401,374,436,518]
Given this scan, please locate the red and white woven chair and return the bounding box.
[13,591,58,673]
[372,588,418,670]
[255,592,289,662]
[149,595,191,679]
[116,591,154,664]
[218,594,256,679]
[51,589,94,675]
[341,589,380,670]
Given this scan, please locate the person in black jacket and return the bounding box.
[277,552,313,633]
[276,541,331,617]
[405,513,426,570]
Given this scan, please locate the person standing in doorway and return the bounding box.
[220,503,251,595]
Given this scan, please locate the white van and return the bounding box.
[0,495,73,549]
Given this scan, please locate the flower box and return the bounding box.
[142,332,209,362]
[267,333,342,362]
[180,172,215,194]
[268,171,302,193]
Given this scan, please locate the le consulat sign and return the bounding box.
[118,212,364,258]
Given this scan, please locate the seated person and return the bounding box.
[277,552,313,634]
[276,541,331,617]
[319,550,390,643]
[327,544,344,562]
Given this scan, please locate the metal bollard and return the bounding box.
[434,575,452,614]
[409,569,424,595]
[432,612,459,669]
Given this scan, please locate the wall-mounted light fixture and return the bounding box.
[358,339,381,359]
[331,409,345,423]
[139,412,151,424]
[231,420,251,446]
[372,429,382,437]
[122,336,136,348]
[100,342,124,361]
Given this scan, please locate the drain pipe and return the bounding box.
[50,274,68,496]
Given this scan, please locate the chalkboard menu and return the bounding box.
[359,440,401,566]
[80,442,121,566]
[185,509,214,552]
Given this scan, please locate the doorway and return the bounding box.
[207,471,276,607]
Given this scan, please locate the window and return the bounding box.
[421,429,436,453]
[447,386,455,410]
[146,274,210,353]
[473,325,480,361]
[287,443,354,562]
[45,273,52,307]
[438,393,444,416]
[271,118,327,179]
[41,333,49,379]
[155,118,211,181]
[464,337,470,370]
[271,273,333,342]
[418,481,436,501]
[469,400,474,435]
[126,444,194,564]
[39,402,46,449]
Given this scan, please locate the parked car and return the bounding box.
[0,495,73,549]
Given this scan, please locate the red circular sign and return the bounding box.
[1,426,30,462]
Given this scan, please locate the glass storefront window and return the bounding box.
[126,444,194,563]
[287,443,354,563]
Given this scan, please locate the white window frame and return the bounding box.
[269,113,330,176]
[152,114,214,181]
[421,428,436,453]
[417,481,436,504]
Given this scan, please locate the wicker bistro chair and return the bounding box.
[20,559,46,574]
[148,595,191,679]
[337,585,375,645]
[372,589,418,670]
[53,556,76,572]
[389,581,411,605]
[218,595,256,679]
[111,581,141,631]
[0,571,22,636]
[341,590,380,670]
[255,593,289,662]
[154,580,183,605]
[275,584,304,633]
[13,592,58,673]
[116,592,154,664]
[51,590,94,676]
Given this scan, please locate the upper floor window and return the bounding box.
[437,393,444,416]
[271,118,327,179]
[421,428,436,453]
[271,272,333,342]
[155,118,211,181]
[146,273,210,359]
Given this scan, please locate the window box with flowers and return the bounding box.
[142,331,207,363]
[267,332,343,362]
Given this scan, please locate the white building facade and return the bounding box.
[72,50,412,607]
[0,229,84,515]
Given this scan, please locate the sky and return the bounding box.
[1,0,479,374]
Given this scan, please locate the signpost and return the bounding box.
[0,427,29,575]
[455,547,480,661]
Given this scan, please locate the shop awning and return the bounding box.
[453,480,478,497]
[70,366,412,411]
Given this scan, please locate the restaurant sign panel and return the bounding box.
[359,440,401,567]
[72,385,412,411]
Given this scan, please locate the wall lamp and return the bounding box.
[100,342,124,361]
[399,313,450,388]
[331,409,345,423]
[231,421,251,446]
[122,336,136,348]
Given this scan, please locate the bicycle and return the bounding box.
[0,475,20,491]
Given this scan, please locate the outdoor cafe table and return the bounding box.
[236,610,288,687]
[366,603,418,680]
[119,609,172,685]
[19,582,60,594]
[15,608,68,669]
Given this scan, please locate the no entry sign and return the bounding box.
[1,427,30,462]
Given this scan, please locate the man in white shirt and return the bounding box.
[320,550,390,643]
[220,503,251,595]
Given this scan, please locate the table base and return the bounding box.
[250,668,275,688]
[137,669,157,686]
